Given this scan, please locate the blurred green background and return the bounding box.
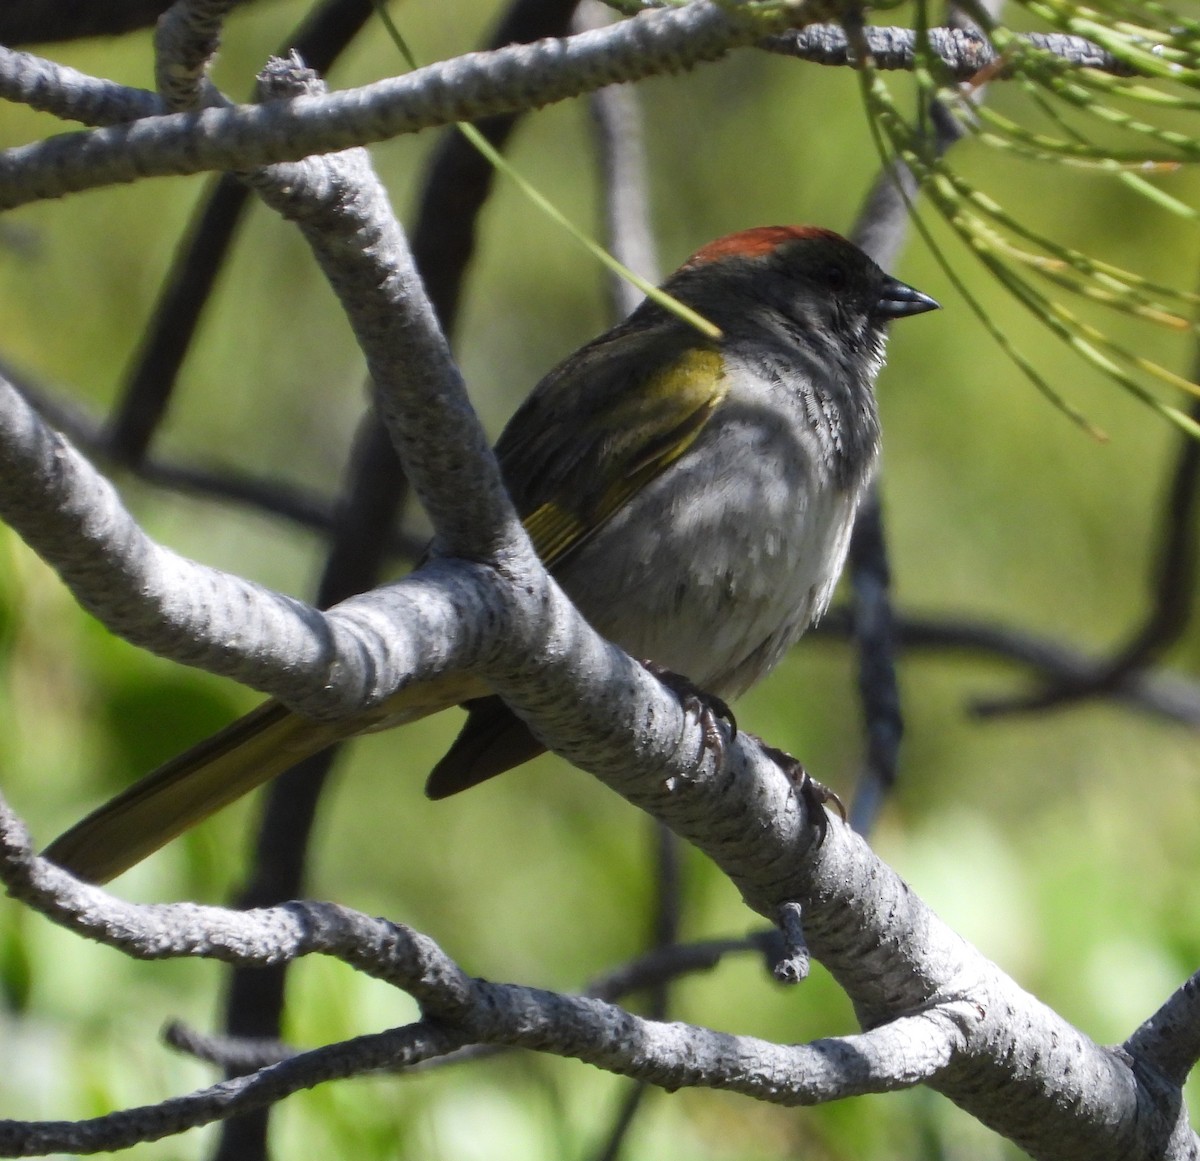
[1,1,1199,1157]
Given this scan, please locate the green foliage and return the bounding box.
[861,0,1200,436]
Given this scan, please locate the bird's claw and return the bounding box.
[762,745,845,844]
[641,660,737,762]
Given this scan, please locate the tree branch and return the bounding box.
[0,1019,466,1154]
[154,0,238,112]
[0,771,1189,1157]
[763,23,1140,78]
[1123,970,1200,1090]
[0,802,959,1128]
[0,3,818,210]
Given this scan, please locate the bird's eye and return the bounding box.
[824,263,847,291]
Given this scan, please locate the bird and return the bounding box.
[44,225,938,883]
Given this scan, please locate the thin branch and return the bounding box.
[585,935,769,1001]
[178,929,773,1080]
[762,23,1141,78]
[6,789,1183,1157]
[845,492,904,835]
[0,5,877,213]
[970,390,1200,718]
[592,1085,651,1161]
[813,609,1200,727]
[1123,970,1200,1089]
[0,1021,466,1155]
[0,17,1151,137]
[154,0,237,111]
[164,1022,296,1072]
[0,802,971,1126]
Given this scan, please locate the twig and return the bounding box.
[154,0,237,111]
[763,23,1140,78]
[0,799,982,1145]
[830,611,1200,726]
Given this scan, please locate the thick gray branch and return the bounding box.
[0,18,1147,137]
[0,804,962,1147]
[248,57,524,566]
[0,2,814,210]
[0,370,516,716]
[0,12,1153,212]
[0,790,1193,1159]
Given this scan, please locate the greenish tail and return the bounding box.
[43,702,347,884]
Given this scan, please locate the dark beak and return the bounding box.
[876,275,940,319]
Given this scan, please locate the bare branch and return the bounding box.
[0,1021,465,1154]
[0,15,1150,140]
[813,610,1200,727]
[762,23,1140,78]
[0,46,163,126]
[4,788,1186,1156]
[586,935,770,1001]
[968,385,1200,719]
[1124,970,1200,1089]
[0,5,822,211]
[154,0,238,111]
[164,1021,296,1072]
[0,802,959,1116]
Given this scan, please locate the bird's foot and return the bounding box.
[760,745,845,845]
[640,660,737,761]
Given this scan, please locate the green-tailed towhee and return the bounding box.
[46,226,938,883]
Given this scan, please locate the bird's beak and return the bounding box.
[875,276,940,319]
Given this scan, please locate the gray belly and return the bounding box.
[555,403,876,698]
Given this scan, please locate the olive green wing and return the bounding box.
[498,328,728,572]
